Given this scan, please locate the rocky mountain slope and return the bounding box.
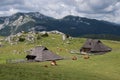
[0,12,120,37]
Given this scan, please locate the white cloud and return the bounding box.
[0,8,19,16]
[0,0,120,24]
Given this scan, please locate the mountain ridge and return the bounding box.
[0,12,120,37]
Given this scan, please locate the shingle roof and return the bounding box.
[81,39,112,53]
[26,46,63,61]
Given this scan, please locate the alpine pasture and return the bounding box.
[0,33,120,80]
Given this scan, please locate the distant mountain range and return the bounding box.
[0,12,120,39]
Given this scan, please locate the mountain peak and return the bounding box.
[0,12,120,38]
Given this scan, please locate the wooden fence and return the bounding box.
[6,59,28,64]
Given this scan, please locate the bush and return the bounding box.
[19,37,25,42]
[36,34,41,40]
[41,33,49,37]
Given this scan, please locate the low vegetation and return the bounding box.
[0,33,120,80]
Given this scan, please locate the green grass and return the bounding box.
[0,34,120,80]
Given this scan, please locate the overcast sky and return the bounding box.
[0,0,120,24]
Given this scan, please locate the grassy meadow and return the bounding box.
[0,34,120,80]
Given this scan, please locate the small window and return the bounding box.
[44,47,48,50]
[98,40,101,43]
[89,43,91,45]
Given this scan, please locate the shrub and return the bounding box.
[19,37,25,42]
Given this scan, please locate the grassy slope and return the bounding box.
[0,34,120,80]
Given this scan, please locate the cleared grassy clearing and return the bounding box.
[0,34,120,80]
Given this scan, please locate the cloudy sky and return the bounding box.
[0,0,120,24]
